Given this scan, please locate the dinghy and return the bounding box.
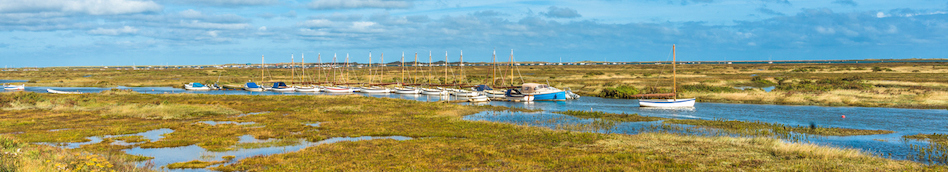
[184,82,211,91]
[296,86,319,92]
[468,95,490,102]
[421,88,448,95]
[46,88,81,94]
[3,84,24,90]
[270,82,296,92]
[323,86,353,93]
[637,45,695,108]
[451,89,480,97]
[360,87,391,93]
[394,87,421,94]
[244,82,264,92]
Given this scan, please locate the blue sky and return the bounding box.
[1,0,947,67]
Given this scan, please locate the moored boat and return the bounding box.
[519,83,567,101]
[394,87,421,94]
[637,45,695,108]
[244,82,264,92]
[361,87,390,93]
[421,88,448,95]
[323,86,353,93]
[3,84,24,90]
[296,86,319,92]
[270,82,296,92]
[184,82,211,91]
[46,88,81,94]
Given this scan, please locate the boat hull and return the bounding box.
[361,88,391,93]
[184,86,211,91]
[394,89,421,94]
[452,91,479,97]
[296,87,319,92]
[637,98,696,107]
[271,88,296,92]
[468,95,490,102]
[531,91,567,101]
[422,90,447,95]
[324,87,353,93]
[47,89,81,94]
[244,88,264,92]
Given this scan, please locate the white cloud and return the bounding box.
[298,19,334,27]
[350,21,383,32]
[0,0,162,15]
[88,26,139,35]
[207,30,218,37]
[815,26,835,34]
[540,6,581,18]
[180,20,250,30]
[307,0,411,10]
[876,12,890,18]
[258,26,266,31]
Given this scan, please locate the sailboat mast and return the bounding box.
[291,54,295,84]
[301,53,305,83]
[369,52,373,84]
[428,51,432,85]
[401,52,405,85]
[318,54,322,83]
[509,50,514,85]
[261,55,264,82]
[345,53,350,84]
[444,51,448,85]
[414,52,418,84]
[673,44,677,100]
[460,50,464,85]
[492,49,496,86]
[381,53,385,84]
[332,53,337,84]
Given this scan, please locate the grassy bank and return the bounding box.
[555,110,894,136]
[1,92,943,170]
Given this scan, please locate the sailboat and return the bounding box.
[324,53,354,93]
[502,49,567,101]
[361,52,391,93]
[46,88,81,94]
[244,55,265,92]
[184,82,211,91]
[450,50,483,98]
[270,54,297,92]
[422,51,449,95]
[637,45,696,107]
[479,49,506,98]
[394,52,422,94]
[3,83,24,90]
[296,53,320,92]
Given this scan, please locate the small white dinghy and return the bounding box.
[184,83,211,91]
[360,87,391,93]
[296,86,319,92]
[244,82,264,92]
[421,88,448,95]
[451,90,479,97]
[394,87,421,94]
[468,95,490,102]
[638,98,696,107]
[3,84,25,90]
[46,88,81,94]
[323,86,354,93]
[269,82,296,92]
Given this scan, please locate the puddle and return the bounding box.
[128,136,412,171]
[199,121,256,126]
[39,128,173,149]
[306,122,321,127]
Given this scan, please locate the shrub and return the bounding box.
[598,86,640,98]
[585,71,605,76]
[681,84,739,93]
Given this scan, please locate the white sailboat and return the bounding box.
[3,84,24,90]
[184,82,211,91]
[324,53,353,93]
[638,45,696,107]
[46,88,81,94]
[296,53,320,92]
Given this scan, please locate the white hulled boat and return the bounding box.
[184,82,211,91]
[637,45,695,107]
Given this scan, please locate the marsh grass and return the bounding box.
[166,160,225,169]
[665,118,895,136]
[103,103,241,120]
[555,110,662,122]
[0,92,943,171]
[0,135,153,171]
[904,134,948,164]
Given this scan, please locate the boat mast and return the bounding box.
[301,53,305,83]
[444,51,448,85]
[459,50,464,85]
[673,44,677,100]
[332,53,337,85]
[492,49,496,86]
[345,53,350,84]
[381,53,385,84]
[509,49,514,85]
[318,53,322,83]
[428,51,432,85]
[369,52,373,84]
[291,54,295,84]
[414,52,418,84]
[401,52,406,85]
[261,55,264,82]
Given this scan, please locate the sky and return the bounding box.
[1,0,947,67]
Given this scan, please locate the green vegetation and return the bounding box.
[555,110,662,122]
[776,76,873,93]
[0,135,152,171]
[664,119,895,136]
[167,160,225,169]
[681,84,739,93]
[1,92,942,171]
[598,86,640,98]
[905,134,948,147]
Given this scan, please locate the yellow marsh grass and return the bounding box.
[104,104,241,120]
[166,160,225,169]
[0,135,153,172]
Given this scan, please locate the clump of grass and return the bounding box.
[555,110,662,122]
[665,119,894,136]
[681,84,739,93]
[112,135,149,143]
[0,135,152,171]
[103,103,241,120]
[222,155,236,161]
[905,134,948,147]
[166,160,225,169]
[598,86,641,98]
